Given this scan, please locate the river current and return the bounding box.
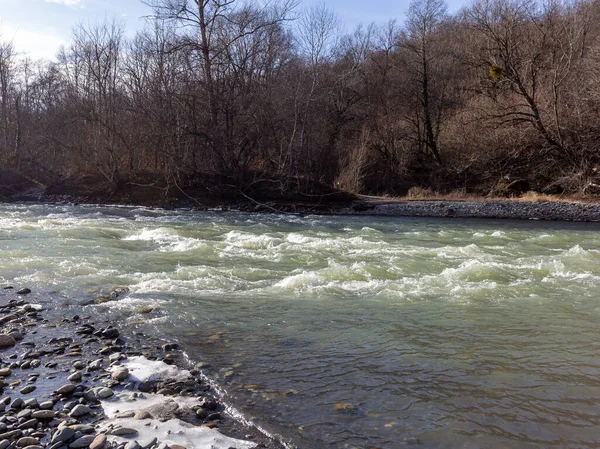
[2,204,600,448]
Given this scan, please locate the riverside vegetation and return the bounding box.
[1,0,600,206]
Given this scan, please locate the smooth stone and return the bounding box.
[23,398,38,409]
[68,425,95,434]
[22,446,43,449]
[16,289,31,295]
[16,409,32,419]
[11,398,24,409]
[39,401,54,410]
[124,442,139,449]
[17,419,38,430]
[68,435,95,448]
[72,361,85,370]
[107,427,137,436]
[55,384,77,396]
[88,360,102,370]
[95,388,113,399]
[169,445,186,449]
[88,434,106,449]
[111,367,129,381]
[0,440,9,449]
[19,386,36,395]
[114,411,135,419]
[17,437,39,447]
[133,411,152,420]
[0,369,11,377]
[68,405,90,417]
[31,410,55,420]
[67,372,82,382]
[52,427,76,444]
[0,336,16,349]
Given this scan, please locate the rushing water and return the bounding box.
[2,204,600,448]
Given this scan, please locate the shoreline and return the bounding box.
[5,196,600,223]
[0,288,285,449]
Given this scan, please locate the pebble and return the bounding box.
[124,441,140,449]
[39,401,54,410]
[88,434,106,449]
[11,398,24,409]
[67,372,82,382]
[72,361,85,370]
[52,427,76,444]
[31,410,55,420]
[19,386,36,395]
[23,398,38,409]
[69,424,95,434]
[0,369,11,377]
[55,384,77,396]
[111,367,129,381]
[0,440,9,449]
[68,405,91,418]
[139,437,157,449]
[69,435,95,448]
[107,427,138,436]
[95,388,113,399]
[16,437,39,447]
[16,288,31,295]
[0,336,16,349]
[134,410,152,420]
[88,360,102,370]
[17,418,38,430]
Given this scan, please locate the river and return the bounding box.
[1,203,600,448]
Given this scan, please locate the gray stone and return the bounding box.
[0,336,16,349]
[68,405,90,418]
[23,398,38,409]
[141,401,179,422]
[11,398,24,409]
[17,437,40,447]
[16,288,31,295]
[31,410,55,420]
[17,419,38,430]
[72,361,85,370]
[67,372,82,382]
[88,360,102,370]
[95,388,113,399]
[133,411,152,420]
[124,442,139,449]
[39,401,54,410]
[16,409,32,419]
[68,425,95,434]
[19,386,36,395]
[0,440,10,449]
[68,435,95,448]
[55,384,77,396]
[52,427,75,444]
[0,369,11,377]
[107,427,137,436]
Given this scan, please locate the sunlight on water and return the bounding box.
[2,204,600,448]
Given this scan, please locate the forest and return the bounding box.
[1,0,600,204]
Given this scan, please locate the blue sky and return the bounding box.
[0,0,468,60]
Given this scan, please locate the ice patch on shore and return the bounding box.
[122,356,191,382]
[101,394,254,449]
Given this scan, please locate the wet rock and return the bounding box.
[19,386,36,395]
[11,398,24,409]
[68,405,90,418]
[0,369,11,377]
[31,410,55,420]
[111,367,129,381]
[17,437,40,447]
[55,384,77,396]
[16,289,31,295]
[17,418,38,430]
[195,409,207,419]
[101,328,119,339]
[69,435,95,448]
[67,372,82,382]
[88,360,102,370]
[88,434,106,449]
[23,398,38,409]
[17,409,33,419]
[52,427,75,444]
[39,401,54,410]
[107,427,137,436]
[137,381,156,393]
[0,335,16,349]
[0,440,9,449]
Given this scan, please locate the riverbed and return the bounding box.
[2,204,600,448]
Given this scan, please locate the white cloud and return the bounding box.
[0,23,67,61]
[44,0,83,6]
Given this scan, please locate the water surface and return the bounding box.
[2,204,600,448]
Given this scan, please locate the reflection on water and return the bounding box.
[2,204,600,448]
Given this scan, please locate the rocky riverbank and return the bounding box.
[343,199,600,222]
[0,288,281,449]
